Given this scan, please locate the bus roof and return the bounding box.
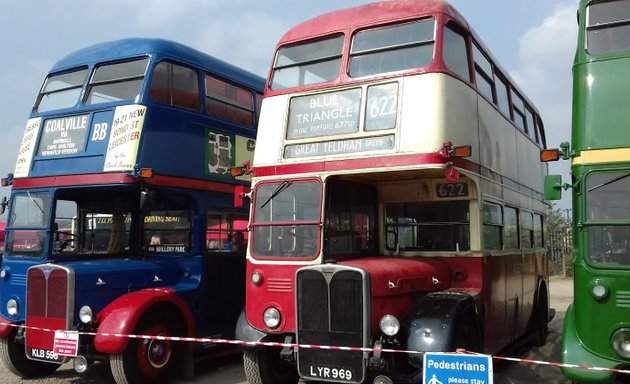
[272,0,542,120]
[277,0,469,46]
[50,37,264,90]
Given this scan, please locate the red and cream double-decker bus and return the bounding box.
[235,1,552,383]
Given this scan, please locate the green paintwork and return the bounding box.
[562,2,630,381]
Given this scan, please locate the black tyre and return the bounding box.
[531,288,549,347]
[110,310,183,384]
[243,348,299,384]
[0,333,59,378]
[450,317,483,352]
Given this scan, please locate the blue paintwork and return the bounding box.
[0,38,260,369]
[24,38,264,182]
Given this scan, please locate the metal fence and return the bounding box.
[547,226,573,277]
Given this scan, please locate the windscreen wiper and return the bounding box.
[588,172,630,192]
[260,180,292,209]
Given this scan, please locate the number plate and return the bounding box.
[436,182,469,198]
[28,347,64,363]
[306,365,354,382]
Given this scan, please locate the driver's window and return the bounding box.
[53,200,77,253]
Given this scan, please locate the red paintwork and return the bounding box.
[245,262,301,332]
[254,154,476,178]
[12,173,242,194]
[249,252,545,355]
[94,288,194,354]
[12,173,136,189]
[26,316,66,350]
[341,257,451,334]
[0,221,4,251]
[342,257,450,297]
[266,0,468,98]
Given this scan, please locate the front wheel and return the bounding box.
[110,311,183,384]
[243,348,299,384]
[0,334,59,378]
[531,288,549,347]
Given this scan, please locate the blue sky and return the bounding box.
[0,0,577,214]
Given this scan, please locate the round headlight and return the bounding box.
[251,271,263,286]
[263,307,281,329]
[612,329,630,359]
[379,314,400,336]
[0,268,10,280]
[79,305,93,324]
[590,279,609,300]
[6,299,19,317]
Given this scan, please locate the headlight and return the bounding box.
[263,307,281,329]
[590,279,609,300]
[379,314,400,336]
[6,299,19,317]
[251,271,263,286]
[79,305,93,324]
[612,329,630,359]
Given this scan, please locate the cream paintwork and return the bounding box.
[572,147,630,165]
[248,72,547,266]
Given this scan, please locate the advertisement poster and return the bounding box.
[103,104,146,172]
[14,117,42,177]
[37,114,90,157]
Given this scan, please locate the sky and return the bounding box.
[0,0,578,219]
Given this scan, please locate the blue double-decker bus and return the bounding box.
[0,38,264,383]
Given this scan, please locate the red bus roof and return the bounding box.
[277,0,469,46]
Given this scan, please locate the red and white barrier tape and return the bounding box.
[3,321,630,375]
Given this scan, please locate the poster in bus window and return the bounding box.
[205,129,255,180]
[365,83,398,131]
[37,114,90,158]
[207,129,234,177]
[14,117,42,177]
[103,105,146,172]
[287,88,361,139]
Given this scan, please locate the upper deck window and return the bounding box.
[206,75,256,127]
[86,58,149,105]
[586,0,630,54]
[271,35,344,90]
[150,61,200,111]
[511,92,527,131]
[349,19,435,77]
[443,25,470,81]
[35,68,88,113]
[473,44,494,102]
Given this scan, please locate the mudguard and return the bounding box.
[234,309,270,349]
[561,304,616,383]
[94,287,194,354]
[404,291,480,368]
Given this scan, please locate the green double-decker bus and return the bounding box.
[544,1,630,382]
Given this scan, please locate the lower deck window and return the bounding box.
[385,201,470,252]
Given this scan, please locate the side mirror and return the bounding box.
[544,175,563,201]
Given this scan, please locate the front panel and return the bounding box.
[25,264,74,364]
[296,266,369,383]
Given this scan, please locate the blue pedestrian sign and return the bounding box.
[423,352,493,384]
